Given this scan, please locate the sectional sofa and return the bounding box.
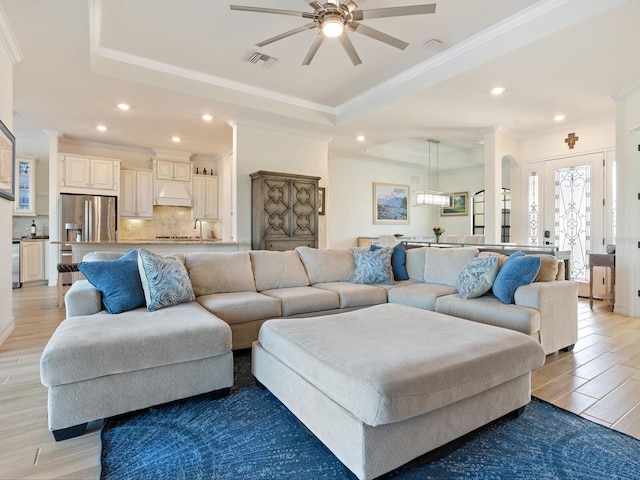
[41,245,577,440]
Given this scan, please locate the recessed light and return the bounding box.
[554,114,565,122]
[96,125,107,132]
[172,136,181,143]
[356,135,366,142]
[117,103,130,111]
[491,87,505,95]
[202,114,213,122]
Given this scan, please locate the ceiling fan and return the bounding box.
[230,1,436,66]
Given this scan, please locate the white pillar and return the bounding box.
[44,130,59,286]
[482,128,504,244]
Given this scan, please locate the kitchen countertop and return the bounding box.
[52,239,235,245]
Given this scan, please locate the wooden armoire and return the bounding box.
[251,171,320,251]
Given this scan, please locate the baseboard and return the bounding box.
[0,320,16,345]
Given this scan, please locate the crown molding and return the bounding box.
[59,135,152,156]
[227,118,333,143]
[611,78,640,102]
[0,2,23,63]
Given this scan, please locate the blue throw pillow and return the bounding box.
[370,243,409,281]
[350,247,394,285]
[492,251,541,304]
[456,255,500,299]
[77,249,145,314]
[137,248,195,311]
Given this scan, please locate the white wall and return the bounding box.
[438,164,485,238]
[232,120,329,249]
[1,33,15,344]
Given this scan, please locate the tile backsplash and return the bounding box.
[13,215,49,239]
[118,206,220,241]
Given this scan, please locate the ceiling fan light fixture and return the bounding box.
[322,15,345,37]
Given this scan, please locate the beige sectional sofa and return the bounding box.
[42,245,577,440]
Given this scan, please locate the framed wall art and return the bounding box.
[318,187,326,215]
[441,192,468,216]
[0,119,15,202]
[373,183,410,225]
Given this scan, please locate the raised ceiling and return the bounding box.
[4,0,640,170]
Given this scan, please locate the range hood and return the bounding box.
[155,180,192,207]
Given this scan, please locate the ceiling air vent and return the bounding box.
[246,51,278,68]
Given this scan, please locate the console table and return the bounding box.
[589,253,615,310]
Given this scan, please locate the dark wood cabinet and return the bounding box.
[251,171,320,251]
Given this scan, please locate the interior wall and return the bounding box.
[437,164,485,239]
[232,121,329,250]
[1,38,15,344]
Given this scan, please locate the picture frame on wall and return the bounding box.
[318,187,326,215]
[373,182,410,225]
[441,192,468,216]
[0,119,15,202]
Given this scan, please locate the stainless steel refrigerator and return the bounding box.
[60,194,117,258]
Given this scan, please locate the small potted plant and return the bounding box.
[433,226,445,243]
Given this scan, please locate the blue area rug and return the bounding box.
[101,386,640,480]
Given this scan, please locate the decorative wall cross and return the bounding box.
[565,132,579,149]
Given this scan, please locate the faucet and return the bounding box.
[193,218,203,243]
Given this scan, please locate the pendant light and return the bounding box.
[413,139,451,207]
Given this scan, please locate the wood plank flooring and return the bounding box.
[1,286,639,479]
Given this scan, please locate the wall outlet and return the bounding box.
[126,223,132,231]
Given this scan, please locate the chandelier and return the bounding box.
[413,139,451,207]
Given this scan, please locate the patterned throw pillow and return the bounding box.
[78,249,145,314]
[370,243,409,281]
[492,251,541,304]
[456,255,500,299]
[350,247,394,285]
[138,248,195,311]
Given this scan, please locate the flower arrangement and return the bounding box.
[433,226,445,236]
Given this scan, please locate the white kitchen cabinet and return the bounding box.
[20,240,45,284]
[120,169,153,219]
[59,154,120,193]
[193,175,218,219]
[156,160,191,182]
[14,156,36,216]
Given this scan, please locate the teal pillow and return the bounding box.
[492,251,541,304]
[370,243,409,281]
[350,247,394,285]
[137,248,195,311]
[456,256,500,299]
[77,249,145,314]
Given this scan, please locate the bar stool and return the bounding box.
[57,263,80,309]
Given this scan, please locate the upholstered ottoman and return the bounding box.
[252,303,545,479]
[40,302,233,440]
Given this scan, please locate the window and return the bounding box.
[472,188,511,242]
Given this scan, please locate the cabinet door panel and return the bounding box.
[136,171,154,218]
[91,159,114,189]
[64,156,90,187]
[120,170,136,217]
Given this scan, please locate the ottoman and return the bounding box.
[40,302,234,440]
[252,303,545,479]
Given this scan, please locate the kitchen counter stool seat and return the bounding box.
[57,263,80,308]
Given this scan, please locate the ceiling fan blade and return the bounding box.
[230,5,312,18]
[256,23,317,47]
[302,33,325,65]
[352,4,436,20]
[349,22,409,50]
[304,0,323,9]
[339,34,362,66]
[342,1,358,14]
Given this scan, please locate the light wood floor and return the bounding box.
[1,286,639,479]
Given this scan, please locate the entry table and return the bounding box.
[589,253,615,310]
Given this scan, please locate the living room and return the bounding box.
[2,0,640,478]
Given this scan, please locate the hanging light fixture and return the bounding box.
[414,139,451,207]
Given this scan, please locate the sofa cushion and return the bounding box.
[77,249,145,314]
[531,254,559,282]
[371,243,409,281]
[350,247,394,285]
[296,247,356,284]
[249,250,310,291]
[405,246,427,281]
[436,294,541,336]
[493,252,541,304]
[40,302,231,387]
[138,249,195,312]
[261,286,339,316]
[313,282,387,308]
[186,252,256,296]
[388,282,457,311]
[456,255,500,299]
[424,247,478,287]
[196,291,281,325]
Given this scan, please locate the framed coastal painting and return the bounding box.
[373,183,410,225]
[0,119,15,202]
[441,192,468,216]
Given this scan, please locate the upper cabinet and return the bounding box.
[59,154,121,194]
[193,174,218,220]
[156,159,191,182]
[14,156,36,216]
[120,169,153,219]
